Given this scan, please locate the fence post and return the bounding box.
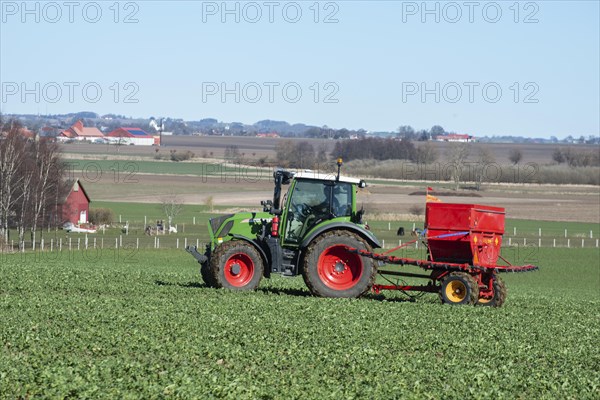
[94,238,96,249]
[524,238,526,246]
[136,237,139,249]
[176,238,179,249]
[553,238,556,248]
[538,228,541,237]
[582,239,585,248]
[77,238,80,250]
[196,239,199,248]
[50,239,53,252]
[513,227,516,236]
[184,238,187,248]
[508,237,511,246]
[157,238,160,249]
[564,229,567,238]
[538,238,541,247]
[119,235,123,247]
[590,230,593,239]
[145,216,147,226]
[388,222,390,231]
[85,234,88,249]
[115,238,118,248]
[193,217,196,225]
[382,239,385,249]
[567,239,570,248]
[119,214,122,223]
[41,238,44,251]
[596,239,599,248]
[101,238,104,249]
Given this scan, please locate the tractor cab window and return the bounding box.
[285,180,352,243]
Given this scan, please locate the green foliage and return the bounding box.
[0,248,598,398]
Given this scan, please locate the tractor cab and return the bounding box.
[279,171,364,245]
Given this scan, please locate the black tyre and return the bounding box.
[302,231,376,298]
[477,275,507,307]
[210,241,264,290]
[440,272,479,305]
[200,262,215,288]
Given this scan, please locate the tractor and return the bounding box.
[187,160,538,305]
[186,159,379,298]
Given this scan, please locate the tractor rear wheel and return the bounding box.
[303,231,376,298]
[440,272,479,305]
[477,275,507,307]
[210,241,264,290]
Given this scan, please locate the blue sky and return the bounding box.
[1,1,599,138]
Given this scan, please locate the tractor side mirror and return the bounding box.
[261,200,273,213]
[358,180,367,188]
[397,227,405,236]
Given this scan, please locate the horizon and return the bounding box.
[1,1,598,139]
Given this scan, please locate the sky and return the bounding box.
[1,0,599,138]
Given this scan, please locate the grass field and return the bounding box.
[1,248,598,398]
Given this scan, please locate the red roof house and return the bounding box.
[59,120,104,141]
[61,179,91,224]
[106,127,155,145]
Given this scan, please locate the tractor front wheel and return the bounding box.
[477,275,507,307]
[210,241,264,290]
[303,231,376,298]
[440,272,479,305]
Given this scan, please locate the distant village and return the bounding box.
[1,112,598,145]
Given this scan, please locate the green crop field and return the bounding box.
[1,247,598,399]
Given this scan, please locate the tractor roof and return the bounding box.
[293,170,363,184]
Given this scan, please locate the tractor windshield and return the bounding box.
[285,180,352,243]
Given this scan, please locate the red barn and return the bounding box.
[61,179,91,224]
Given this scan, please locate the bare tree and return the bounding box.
[29,139,67,246]
[446,142,470,190]
[508,148,523,165]
[474,147,496,191]
[161,194,183,229]
[0,123,26,242]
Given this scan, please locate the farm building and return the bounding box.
[434,134,475,143]
[106,127,155,146]
[58,120,104,142]
[61,179,91,224]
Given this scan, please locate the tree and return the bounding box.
[446,142,470,190]
[397,125,415,139]
[275,140,316,169]
[430,125,445,137]
[411,142,438,164]
[552,148,565,164]
[508,148,523,165]
[161,194,183,229]
[474,147,496,191]
[0,119,67,248]
[0,121,27,243]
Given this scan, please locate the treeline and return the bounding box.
[0,121,68,249]
[552,147,600,167]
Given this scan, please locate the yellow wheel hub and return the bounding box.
[445,280,467,302]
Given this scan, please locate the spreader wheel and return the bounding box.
[303,231,376,298]
[477,275,507,307]
[440,272,479,305]
[210,241,264,290]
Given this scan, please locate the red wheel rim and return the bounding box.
[317,245,363,290]
[224,253,254,287]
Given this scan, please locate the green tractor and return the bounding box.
[186,160,380,298]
